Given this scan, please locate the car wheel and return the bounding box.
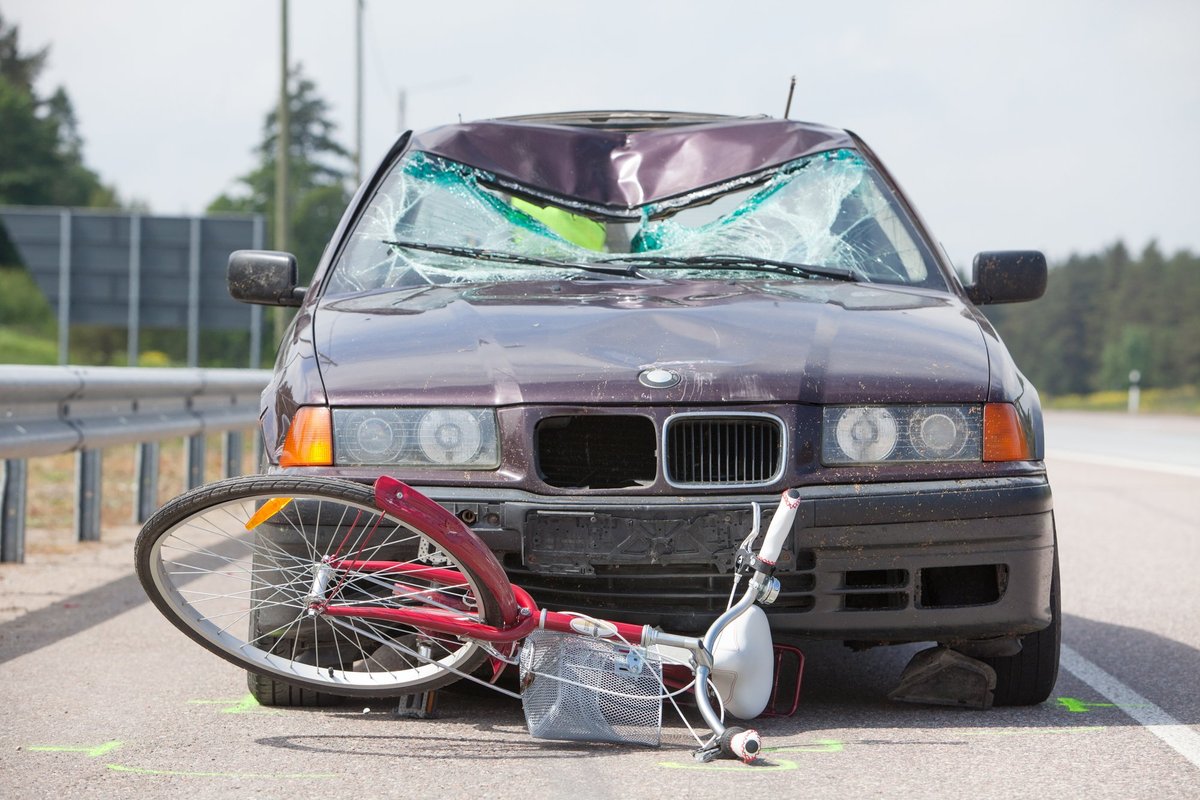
[247,671,346,707]
[982,541,1061,706]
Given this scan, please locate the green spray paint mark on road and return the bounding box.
[658,757,799,772]
[27,741,122,758]
[104,763,337,779]
[187,694,279,714]
[26,739,335,779]
[1057,696,1149,714]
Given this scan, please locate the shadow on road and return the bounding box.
[0,572,144,665]
[6,566,1194,748]
[770,614,1200,732]
[0,535,247,665]
[248,613,1200,762]
[254,731,613,761]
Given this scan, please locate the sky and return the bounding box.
[6,0,1199,271]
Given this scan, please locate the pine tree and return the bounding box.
[208,64,353,281]
[0,13,117,208]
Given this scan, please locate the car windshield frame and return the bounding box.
[325,147,948,296]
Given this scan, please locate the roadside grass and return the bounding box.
[1044,385,1200,414]
[0,326,58,364]
[1,264,256,367]
[21,435,262,554]
[0,264,58,363]
[0,264,55,331]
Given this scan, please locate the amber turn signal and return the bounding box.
[982,403,1032,462]
[280,406,334,467]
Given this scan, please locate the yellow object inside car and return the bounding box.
[512,197,606,251]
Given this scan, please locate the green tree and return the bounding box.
[1098,325,1150,390]
[986,242,1200,396]
[0,12,118,208]
[208,64,353,281]
[0,10,46,92]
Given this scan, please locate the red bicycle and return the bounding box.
[135,475,801,763]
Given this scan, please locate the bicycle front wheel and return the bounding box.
[135,475,501,698]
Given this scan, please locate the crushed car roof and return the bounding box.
[406,111,856,211]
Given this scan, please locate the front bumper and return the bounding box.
[418,475,1056,642]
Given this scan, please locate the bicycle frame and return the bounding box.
[301,476,803,762]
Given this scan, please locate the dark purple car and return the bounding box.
[229,111,1056,707]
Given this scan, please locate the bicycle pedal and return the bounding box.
[762,643,804,717]
[395,690,438,719]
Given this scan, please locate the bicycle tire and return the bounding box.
[135,475,502,698]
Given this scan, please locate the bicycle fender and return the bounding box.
[373,475,523,627]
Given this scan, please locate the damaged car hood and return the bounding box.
[409,115,855,211]
[313,280,990,407]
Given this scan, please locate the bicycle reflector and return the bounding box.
[244,497,294,530]
[280,406,334,467]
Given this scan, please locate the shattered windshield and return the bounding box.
[326,148,943,294]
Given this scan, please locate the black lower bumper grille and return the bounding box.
[505,560,815,632]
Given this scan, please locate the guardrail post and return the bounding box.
[135,441,160,523]
[2,459,28,563]
[75,449,102,542]
[223,431,243,478]
[186,434,205,489]
[254,428,266,473]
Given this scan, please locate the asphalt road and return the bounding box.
[1,411,1197,799]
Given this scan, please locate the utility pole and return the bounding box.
[355,0,364,185]
[274,0,291,345]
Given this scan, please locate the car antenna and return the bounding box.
[783,75,796,119]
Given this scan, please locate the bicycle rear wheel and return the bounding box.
[135,475,501,698]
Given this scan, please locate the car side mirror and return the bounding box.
[227,250,306,307]
[966,251,1047,305]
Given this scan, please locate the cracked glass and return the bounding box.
[327,149,942,294]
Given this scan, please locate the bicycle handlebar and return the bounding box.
[720,727,762,763]
[757,488,801,567]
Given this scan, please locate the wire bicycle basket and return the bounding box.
[518,630,663,747]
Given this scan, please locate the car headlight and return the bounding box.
[332,408,499,468]
[822,405,982,464]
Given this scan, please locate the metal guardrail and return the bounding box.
[0,365,271,563]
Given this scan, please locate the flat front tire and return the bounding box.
[983,542,1061,706]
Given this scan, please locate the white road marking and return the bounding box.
[1048,450,1200,479]
[1061,644,1200,770]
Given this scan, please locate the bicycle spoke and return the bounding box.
[140,479,494,696]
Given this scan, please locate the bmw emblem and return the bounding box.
[639,367,680,389]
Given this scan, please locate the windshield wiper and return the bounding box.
[384,240,640,278]
[597,254,858,282]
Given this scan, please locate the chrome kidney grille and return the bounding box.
[664,413,785,487]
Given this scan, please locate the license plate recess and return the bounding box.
[524,507,754,575]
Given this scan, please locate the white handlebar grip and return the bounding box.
[758,489,800,566]
[719,727,762,764]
